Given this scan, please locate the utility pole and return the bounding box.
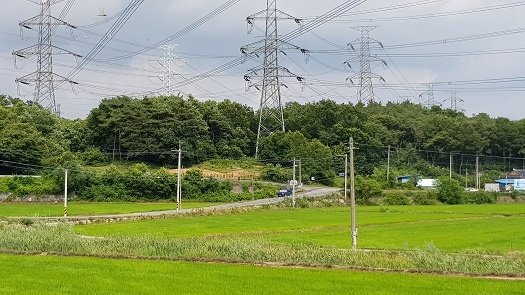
[172,143,184,211]
[386,145,391,183]
[344,154,348,201]
[345,26,386,104]
[449,153,453,179]
[298,159,302,188]
[349,138,357,250]
[13,0,80,115]
[476,156,480,190]
[241,0,307,158]
[63,169,68,217]
[292,158,296,208]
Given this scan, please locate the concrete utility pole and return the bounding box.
[386,145,391,182]
[13,0,79,115]
[476,156,480,190]
[292,158,296,208]
[345,26,386,104]
[241,0,307,158]
[63,169,68,217]
[344,154,348,201]
[298,160,302,188]
[450,153,453,179]
[172,143,184,210]
[349,138,357,250]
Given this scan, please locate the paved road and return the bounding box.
[17,186,341,222]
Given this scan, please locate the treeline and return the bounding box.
[1,94,524,197]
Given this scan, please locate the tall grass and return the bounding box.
[1,221,524,275]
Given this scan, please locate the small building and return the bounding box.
[495,169,525,191]
[484,183,500,192]
[417,179,437,190]
[395,175,421,184]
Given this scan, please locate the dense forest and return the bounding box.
[1,94,523,201]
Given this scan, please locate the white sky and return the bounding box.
[1,0,525,119]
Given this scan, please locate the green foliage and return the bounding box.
[355,176,383,205]
[258,131,334,185]
[261,164,289,183]
[382,192,410,206]
[5,176,60,197]
[412,191,438,205]
[436,178,463,205]
[79,148,109,166]
[462,191,497,204]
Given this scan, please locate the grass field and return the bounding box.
[74,204,525,253]
[0,202,216,217]
[0,254,523,295]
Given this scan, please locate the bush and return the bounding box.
[412,191,438,205]
[382,192,410,206]
[355,176,383,205]
[436,178,463,205]
[261,164,289,183]
[463,191,497,204]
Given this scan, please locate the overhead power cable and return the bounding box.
[94,0,242,62]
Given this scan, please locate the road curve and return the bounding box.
[10,186,341,221]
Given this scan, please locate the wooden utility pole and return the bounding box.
[349,138,357,250]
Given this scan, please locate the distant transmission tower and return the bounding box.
[12,0,79,115]
[241,0,307,158]
[444,91,465,112]
[158,45,178,96]
[419,84,438,109]
[345,26,386,104]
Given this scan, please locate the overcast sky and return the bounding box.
[1,0,525,120]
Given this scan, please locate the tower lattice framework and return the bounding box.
[241,0,306,158]
[13,0,79,115]
[159,45,178,96]
[345,26,385,104]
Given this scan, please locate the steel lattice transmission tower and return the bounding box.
[419,84,438,109]
[241,0,307,158]
[345,26,386,104]
[444,91,465,112]
[13,0,79,115]
[158,45,178,96]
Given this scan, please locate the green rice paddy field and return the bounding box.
[75,204,525,253]
[0,202,214,217]
[0,254,523,295]
[3,203,525,293]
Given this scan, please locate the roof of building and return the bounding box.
[501,169,525,179]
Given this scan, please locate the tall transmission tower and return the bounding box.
[345,26,386,104]
[13,0,79,115]
[241,0,307,158]
[419,83,438,109]
[444,91,465,112]
[158,45,178,96]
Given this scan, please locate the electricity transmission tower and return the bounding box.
[444,91,465,112]
[419,84,438,109]
[158,45,178,96]
[345,26,386,104]
[13,0,80,115]
[241,0,307,158]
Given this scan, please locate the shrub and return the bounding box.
[436,178,463,205]
[412,191,438,205]
[382,192,410,206]
[463,191,497,204]
[355,176,383,205]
